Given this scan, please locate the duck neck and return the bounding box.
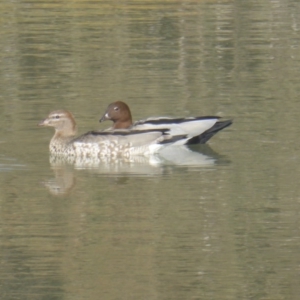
[113,119,133,129]
[52,130,76,141]
[113,110,133,129]
[50,127,77,154]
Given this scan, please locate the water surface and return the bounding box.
[1,1,300,299]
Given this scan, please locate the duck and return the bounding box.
[100,101,232,144]
[38,110,192,158]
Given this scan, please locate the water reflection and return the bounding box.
[0,156,27,172]
[43,145,224,195]
[42,164,76,196]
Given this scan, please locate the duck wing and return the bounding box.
[132,116,220,142]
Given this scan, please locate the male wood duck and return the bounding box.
[100,101,232,144]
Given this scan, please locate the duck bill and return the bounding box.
[38,119,48,126]
[99,112,110,123]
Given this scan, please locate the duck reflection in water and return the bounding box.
[41,145,229,196]
[42,163,76,196]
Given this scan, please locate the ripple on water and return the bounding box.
[0,157,27,172]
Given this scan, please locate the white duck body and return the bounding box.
[100,101,232,144]
[131,116,220,145]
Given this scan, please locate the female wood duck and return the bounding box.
[39,110,192,158]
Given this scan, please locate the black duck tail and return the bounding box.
[187,120,232,145]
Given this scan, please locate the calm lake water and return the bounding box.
[1,0,300,299]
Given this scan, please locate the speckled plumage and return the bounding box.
[39,110,173,158]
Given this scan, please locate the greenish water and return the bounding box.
[1,1,300,299]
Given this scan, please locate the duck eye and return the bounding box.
[54,115,60,119]
[114,107,119,111]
